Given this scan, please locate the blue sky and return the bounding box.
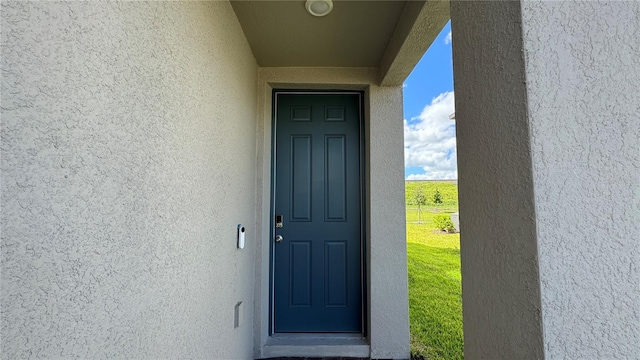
[403,21,456,180]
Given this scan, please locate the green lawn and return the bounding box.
[406,181,463,360]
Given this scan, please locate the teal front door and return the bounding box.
[272,92,363,333]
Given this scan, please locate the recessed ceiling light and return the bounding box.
[305,0,333,17]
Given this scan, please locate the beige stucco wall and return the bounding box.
[450,1,544,358]
[254,68,410,359]
[522,1,640,358]
[1,2,258,358]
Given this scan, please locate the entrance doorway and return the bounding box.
[271,91,364,333]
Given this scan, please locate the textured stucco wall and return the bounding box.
[366,84,409,360]
[451,2,545,358]
[254,68,409,359]
[1,2,257,358]
[522,1,640,358]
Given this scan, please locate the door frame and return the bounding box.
[269,90,367,335]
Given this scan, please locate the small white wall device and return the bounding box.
[237,224,245,249]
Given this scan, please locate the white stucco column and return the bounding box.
[367,85,410,359]
[451,1,639,359]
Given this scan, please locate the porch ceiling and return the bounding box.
[230,0,450,86]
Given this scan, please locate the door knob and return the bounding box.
[275,235,283,243]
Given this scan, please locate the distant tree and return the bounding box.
[433,189,443,205]
[414,187,427,223]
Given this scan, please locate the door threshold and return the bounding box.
[262,334,369,358]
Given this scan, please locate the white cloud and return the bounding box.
[444,30,452,45]
[404,91,457,180]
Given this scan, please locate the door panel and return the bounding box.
[273,92,362,333]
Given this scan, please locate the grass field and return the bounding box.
[406,181,463,360]
[405,180,458,207]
